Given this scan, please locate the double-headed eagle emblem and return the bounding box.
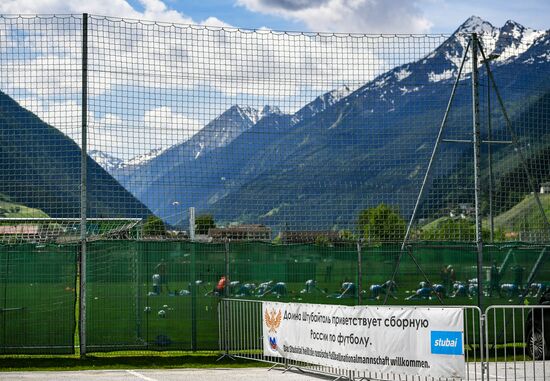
[264,308,282,333]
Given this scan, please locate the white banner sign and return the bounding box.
[263,302,464,379]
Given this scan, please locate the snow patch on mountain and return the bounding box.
[123,147,166,168]
[260,105,283,118]
[494,20,545,62]
[399,86,420,95]
[375,76,390,88]
[394,68,411,81]
[90,147,167,171]
[236,105,261,124]
[428,69,455,83]
[416,16,546,85]
[89,150,124,171]
[329,85,352,100]
[292,85,351,123]
[231,104,283,126]
[459,15,498,35]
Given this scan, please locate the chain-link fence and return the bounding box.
[0,14,549,355]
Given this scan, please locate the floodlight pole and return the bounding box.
[471,34,484,312]
[79,13,88,359]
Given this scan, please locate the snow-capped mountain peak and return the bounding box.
[493,20,545,61]
[235,105,260,124]
[327,85,352,101]
[457,16,497,35]
[89,150,124,171]
[232,104,282,124]
[502,20,525,35]
[417,16,547,85]
[260,105,282,118]
[90,148,167,171]
[122,147,166,168]
[292,85,352,123]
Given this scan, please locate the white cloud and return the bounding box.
[16,97,201,159]
[0,0,189,24]
[1,10,387,99]
[90,106,201,159]
[88,106,202,160]
[0,0,230,26]
[236,0,432,34]
[143,106,202,141]
[0,0,430,159]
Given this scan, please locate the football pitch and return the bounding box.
[1,278,534,355]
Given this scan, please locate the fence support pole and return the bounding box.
[356,241,362,305]
[189,207,195,241]
[217,240,235,361]
[471,34,485,381]
[486,67,495,242]
[383,40,472,305]
[190,209,197,351]
[79,12,88,359]
[224,239,230,297]
[471,34,484,312]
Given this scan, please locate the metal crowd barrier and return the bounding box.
[218,299,484,381]
[485,305,549,381]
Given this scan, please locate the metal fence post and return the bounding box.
[479,42,550,238]
[79,12,88,359]
[217,240,235,361]
[224,239,230,297]
[356,241,362,305]
[189,207,195,241]
[188,207,197,350]
[483,311,489,381]
[187,207,198,350]
[471,34,485,312]
[471,34,485,381]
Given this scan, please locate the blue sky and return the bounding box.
[132,0,549,33]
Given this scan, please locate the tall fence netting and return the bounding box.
[0,14,548,354]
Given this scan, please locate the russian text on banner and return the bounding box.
[263,302,464,379]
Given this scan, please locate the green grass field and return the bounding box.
[0,194,49,219]
[0,353,262,371]
[492,193,550,230]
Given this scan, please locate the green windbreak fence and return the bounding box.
[84,240,550,353]
[84,241,362,352]
[0,243,76,354]
[86,241,223,351]
[0,240,549,353]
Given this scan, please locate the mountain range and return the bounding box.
[97,16,549,232]
[108,85,353,226]
[6,16,548,234]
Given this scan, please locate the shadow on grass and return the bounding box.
[0,354,265,371]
